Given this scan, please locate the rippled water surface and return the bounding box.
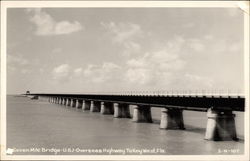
[7,96,244,155]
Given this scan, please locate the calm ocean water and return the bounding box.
[7,95,244,155]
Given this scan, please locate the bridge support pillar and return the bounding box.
[56,97,59,104]
[63,98,66,105]
[58,98,62,104]
[132,105,152,123]
[76,100,82,109]
[114,103,131,118]
[61,98,65,105]
[90,101,101,112]
[65,98,68,105]
[61,98,64,105]
[52,97,55,103]
[66,98,71,106]
[205,108,237,141]
[83,100,90,111]
[71,99,76,107]
[160,108,185,130]
[100,102,114,115]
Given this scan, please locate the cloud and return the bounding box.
[125,68,150,85]
[73,68,83,77]
[52,64,71,82]
[188,39,205,52]
[101,22,142,44]
[83,62,120,83]
[26,8,83,36]
[122,41,141,56]
[204,35,213,40]
[183,73,214,89]
[51,62,121,84]
[7,54,41,75]
[125,37,186,86]
[7,54,29,66]
[101,21,144,57]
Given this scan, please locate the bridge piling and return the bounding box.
[160,108,185,130]
[61,98,64,105]
[82,100,90,111]
[90,101,101,112]
[61,98,65,104]
[62,98,66,105]
[76,99,82,109]
[58,97,62,104]
[66,98,71,106]
[71,99,76,107]
[56,97,59,104]
[61,98,64,104]
[205,108,237,141]
[114,103,131,118]
[132,105,153,123]
[100,102,114,114]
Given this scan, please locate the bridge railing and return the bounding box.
[64,89,244,98]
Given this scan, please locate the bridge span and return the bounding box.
[25,93,245,141]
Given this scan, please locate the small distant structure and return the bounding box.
[25,90,38,99]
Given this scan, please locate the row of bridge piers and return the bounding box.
[42,96,238,141]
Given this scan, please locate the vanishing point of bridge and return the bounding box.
[25,92,245,141]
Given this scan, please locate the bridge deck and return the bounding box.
[28,94,245,112]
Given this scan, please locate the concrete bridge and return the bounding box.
[25,92,245,141]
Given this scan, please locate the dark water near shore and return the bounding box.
[7,95,244,155]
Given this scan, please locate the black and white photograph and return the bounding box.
[1,1,249,160]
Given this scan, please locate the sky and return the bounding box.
[7,8,244,94]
